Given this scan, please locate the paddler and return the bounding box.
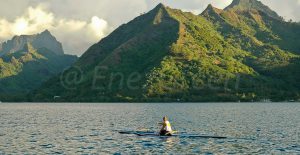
[159,116,173,136]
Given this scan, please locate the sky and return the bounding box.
[0,0,299,56]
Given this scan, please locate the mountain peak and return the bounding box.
[231,0,260,5]
[226,0,264,8]
[205,4,214,11]
[202,4,223,15]
[152,3,168,13]
[155,3,166,9]
[0,30,64,56]
[147,3,171,25]
[225,0,282,20]
[41,29,51,35]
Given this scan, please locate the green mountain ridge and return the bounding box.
[0,43,77,94]
[0,31,77,101]
[32,1,300,102]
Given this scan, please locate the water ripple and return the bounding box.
[0,103,299,154]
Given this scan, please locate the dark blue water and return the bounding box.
[0,103,299,154]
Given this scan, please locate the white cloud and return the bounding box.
[0,6,110,55]
[0,6,54,37]
[56,20,87,32]
[89,16,109,39]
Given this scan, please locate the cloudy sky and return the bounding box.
[0,0,299,55]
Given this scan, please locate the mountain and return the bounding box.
[32,2,300,102]
[0,31,77,100]
[201,1,300,54]
[224,0,282,20]
[0,30,64,57]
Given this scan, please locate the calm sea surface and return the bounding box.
[0,103,299,154]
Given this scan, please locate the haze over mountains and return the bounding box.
[29,0,300,102]
[0,30,77,99]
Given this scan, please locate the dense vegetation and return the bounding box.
[0,43,77,101]
[31,0,300,102]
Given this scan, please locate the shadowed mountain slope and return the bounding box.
[0,31,77,100]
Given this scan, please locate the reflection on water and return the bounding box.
[0,103,299,154]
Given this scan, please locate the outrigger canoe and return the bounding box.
[118,130,227,139]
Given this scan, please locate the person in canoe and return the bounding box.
[159,116,173,136]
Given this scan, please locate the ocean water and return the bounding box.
[0,103,299,154]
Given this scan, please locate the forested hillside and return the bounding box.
[31,1,300,102]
